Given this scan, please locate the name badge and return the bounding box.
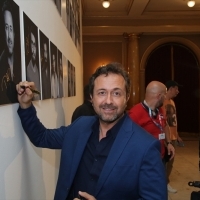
[159,133,165,140]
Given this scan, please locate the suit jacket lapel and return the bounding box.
[69,118,95,184]
[95,116,134,196]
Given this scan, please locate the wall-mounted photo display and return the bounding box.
[75,0,80,49]
[66,0,80,51]
[39,30,51,100]
[72,63,76,96]
[75,22,80,49]
[50,42,59,98]
[69,2,73,39]
[67,60,76,97]
[62,55,68,97]
[23,12,41,101]
[57,49,63,98]
[66,0,70,32]
[0,0,21,105]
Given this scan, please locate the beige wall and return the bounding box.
[83,35,127,86]
[0,0,83,199]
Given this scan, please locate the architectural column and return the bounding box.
[125,33,140,110]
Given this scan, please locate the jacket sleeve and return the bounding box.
[17,104,66,149]
[138,139,167,200]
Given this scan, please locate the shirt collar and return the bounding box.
[92,114,127,139]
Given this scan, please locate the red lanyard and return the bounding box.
[141,101,164,132]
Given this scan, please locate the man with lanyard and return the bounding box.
[129,81,175,163]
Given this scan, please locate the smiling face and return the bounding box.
[4,10,14,55]
[91,73,128,124]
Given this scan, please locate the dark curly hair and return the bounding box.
[2,0,12,14]
[89,62,131,98]
[2,0,14,29]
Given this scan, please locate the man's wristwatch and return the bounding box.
[167,142,173,145]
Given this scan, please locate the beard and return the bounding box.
[97,103,124,124]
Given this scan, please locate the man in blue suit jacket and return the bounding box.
[17,63,167,200]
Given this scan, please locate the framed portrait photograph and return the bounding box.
[57,49,63,98]
[67,60,76,97]
[23,12,41,100]
[0,0,21,105]
[39,30,51,100]
[50,42,59,99]
[62,55,68,97]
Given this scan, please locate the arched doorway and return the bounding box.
[145,43,199,133]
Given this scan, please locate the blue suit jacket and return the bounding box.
[18,105,167,200]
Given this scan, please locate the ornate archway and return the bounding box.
[140,37,200,133]
[140,37,200,100]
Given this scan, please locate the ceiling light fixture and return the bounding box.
[187,1,195,7]
[102,0,110,8]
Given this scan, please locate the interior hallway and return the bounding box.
[168,133,200,200]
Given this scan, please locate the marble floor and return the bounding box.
[168,133,200,200]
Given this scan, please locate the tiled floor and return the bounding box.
[168,133,200,200]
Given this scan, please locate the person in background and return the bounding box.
[162,80,183,193]
[16,63,167,200]
[71,84,96,123]
[128,81,175,162]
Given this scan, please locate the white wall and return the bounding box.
[0,0,83,199]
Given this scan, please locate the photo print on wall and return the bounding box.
[57,49,63,98]
[39,30,51,100]
[0,0,21,105]
[62,55,68,97]
[52,0,81,52]
[23,12,41,100]
[66,0,81,51]
[50,42,59,99]
[67,60,76,97]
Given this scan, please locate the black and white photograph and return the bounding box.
[67,60,72,97]
[24,12,40,100]
[67,60,75,97]
[66,0,70,31]
[57,49,63,98]
[39,30,51,100]
[69,3,73,39]
[65,0,81,51]
[50,42,59,98]
[72,64,76,96]
[0,0,21,105]
[62,55,68,97]
[75,22,80,49]
[75,0,80,49]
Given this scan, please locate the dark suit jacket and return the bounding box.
[18,105,167,200]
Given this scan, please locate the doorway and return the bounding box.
[145,43,199,133]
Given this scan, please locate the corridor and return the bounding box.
[168,133,199,200]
